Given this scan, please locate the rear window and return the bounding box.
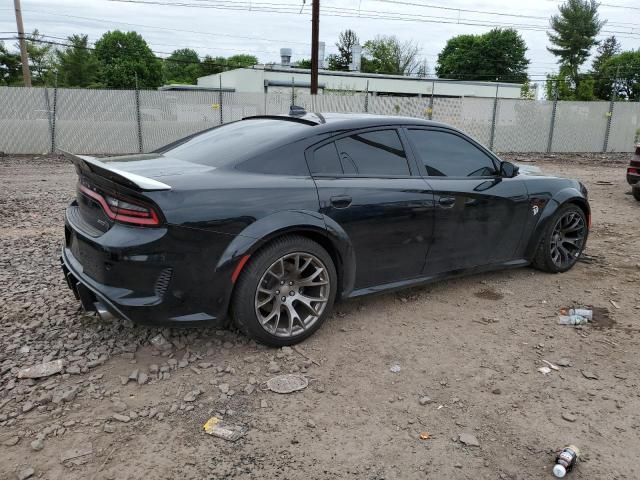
[158,119,309,167]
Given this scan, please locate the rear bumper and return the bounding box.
[627,171,640,185]
[62,206,235,327]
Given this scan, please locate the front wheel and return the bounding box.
[532,204,588,273]
[231,235,337,347]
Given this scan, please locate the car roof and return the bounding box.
[242,111,454,134]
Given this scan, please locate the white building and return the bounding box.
[197,65,525,99]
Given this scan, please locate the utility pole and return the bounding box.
[14,0,32,87]
[310,0,319,95]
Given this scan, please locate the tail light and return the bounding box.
[629,167,638,175]
[79,184,161,226]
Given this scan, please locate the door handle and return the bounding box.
[438,196,456,208]
[330,195,352,209]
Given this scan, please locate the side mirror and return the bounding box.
[500,161,519,178]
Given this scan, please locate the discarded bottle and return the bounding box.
[557,315,589,326]
[553,445,580,478]
[564,308,593,320]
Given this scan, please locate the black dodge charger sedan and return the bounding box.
[61,111,590,346]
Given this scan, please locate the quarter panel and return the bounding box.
[520,178,590,259]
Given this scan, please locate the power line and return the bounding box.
[0,7,313,46]
[371,0,638,28]
[102,0,640,38]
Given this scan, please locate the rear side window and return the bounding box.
[310,129,410,176]
[407,129,497,177]
[309,142,342,174]
[158,119,309,167]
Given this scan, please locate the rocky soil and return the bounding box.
[1,153,639,480]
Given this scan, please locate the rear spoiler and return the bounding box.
[58,150,171,191]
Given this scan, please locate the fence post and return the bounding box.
[602,66,620,153]
[489,81,499,151]
[219,76,224,125]
[291,76,295,107]
[547,80,559,153]
[364,80,369,113]
[428,79,435,120]
[44,77,57,154]
[134,75,143,154]
[51,80,58,153]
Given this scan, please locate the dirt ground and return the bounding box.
[1,152,639,480]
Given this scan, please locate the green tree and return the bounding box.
[226,54,257,68]
[591,36,622,99]
[0,41,22,86]
[199,54,257,77]
[22,30,56,85]
[545,66,595,100]
[56,34,99,87]
[520,79,536,99]
[436,28,529,83]
[296,58,312,69]
[200,55,228,76]
[595,50,640,101]
[327,29,359,71]
[361,35,419,75]
[93,30,162,88]
[547,0,605,91]
[164,48,201,84]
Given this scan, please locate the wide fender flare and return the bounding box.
[216,210,356,297]
[525,187,590,259]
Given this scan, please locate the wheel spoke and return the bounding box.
[257,293,275,308]
[283,302,301,331]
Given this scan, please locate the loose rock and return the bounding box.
[17,360,65,379]
[31,438,44,451]
[3,435,20,446]
[17,467,35,480]
[458,433,480,447]
[267,361,281,374]
[112,413,131,423]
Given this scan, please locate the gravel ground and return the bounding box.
[1,153,639,480]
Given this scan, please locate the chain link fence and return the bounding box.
[0,86,638,155]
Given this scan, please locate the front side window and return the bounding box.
[407,129,497,177]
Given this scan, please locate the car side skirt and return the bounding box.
[347,259,529,298]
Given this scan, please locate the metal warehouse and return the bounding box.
[197,66,525,99]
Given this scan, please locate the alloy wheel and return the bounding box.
[550,210,587,269]
[254,252,330,338]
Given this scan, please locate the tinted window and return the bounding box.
[335,130,410,176]
[158,119,309,167]
[407,129,497,177]
[309,142,342,174]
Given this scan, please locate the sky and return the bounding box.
[1,0,639,84]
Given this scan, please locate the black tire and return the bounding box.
[633,186,640,201]
[532,204,588,273]
[231,235,337,347]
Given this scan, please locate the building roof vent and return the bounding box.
[280,48,292,68]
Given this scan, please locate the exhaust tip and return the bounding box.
[94,302,115,322]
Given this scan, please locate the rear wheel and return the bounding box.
[532,204,587,273]
[633,186,640,201]
[231,235,337,347]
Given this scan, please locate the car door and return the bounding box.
[404,127,529,275]
[307,128,434,290]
